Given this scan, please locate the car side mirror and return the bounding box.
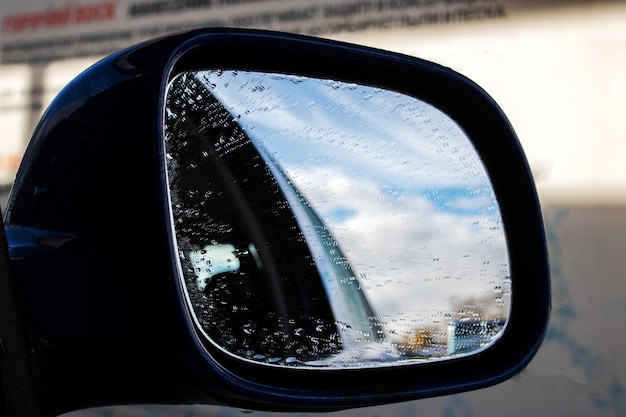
[1,28,550,416]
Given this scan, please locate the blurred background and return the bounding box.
[2,0,626,415]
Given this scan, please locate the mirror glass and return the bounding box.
[164,70,510,368]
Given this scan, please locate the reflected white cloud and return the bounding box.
[294,167,508,320]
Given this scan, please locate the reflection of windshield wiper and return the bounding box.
[257,151,384,347]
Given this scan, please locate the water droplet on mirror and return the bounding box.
[242,323,257,335]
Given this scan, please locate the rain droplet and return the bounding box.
[242,323,257,335]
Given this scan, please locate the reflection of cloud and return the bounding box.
[289,167,509,325]
[447,195,496,213]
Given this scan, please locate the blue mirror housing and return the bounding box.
[2,28,550,416]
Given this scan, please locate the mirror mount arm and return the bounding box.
[0,204,43,417]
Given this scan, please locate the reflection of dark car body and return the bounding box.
[166,73,381,365]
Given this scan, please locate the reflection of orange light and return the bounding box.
[401,327,437,350]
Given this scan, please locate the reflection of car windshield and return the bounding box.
[165,72,382,365]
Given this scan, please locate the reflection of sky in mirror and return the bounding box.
[193,70,509,332]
